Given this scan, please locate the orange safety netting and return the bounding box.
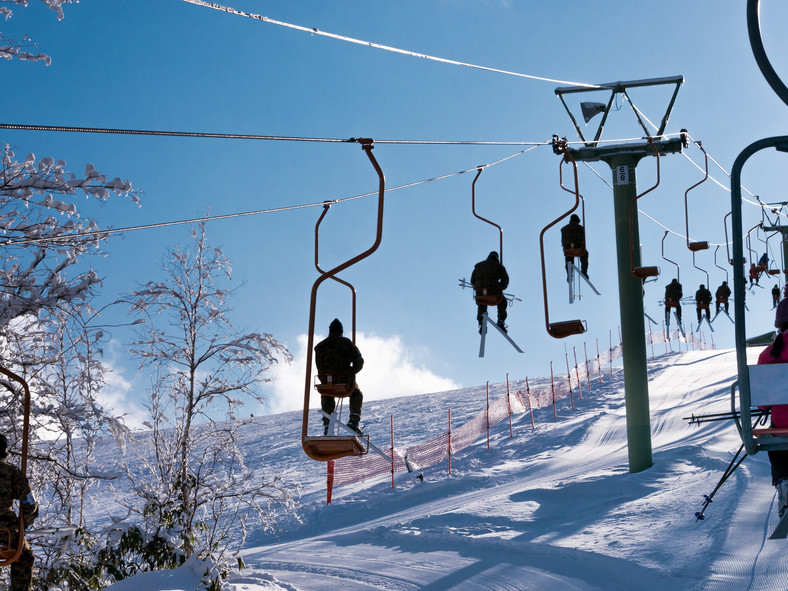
[332,330,710,488]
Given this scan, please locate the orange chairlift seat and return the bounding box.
[538,140,586,339]
[684,140,710,252]
[0,366,31,566]
[301,139,384,463]
[630,138,661,280]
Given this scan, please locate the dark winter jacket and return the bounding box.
[0,459,37,530]
[471,255,509,294]
[665,280,683,302]
[560,219,586,250]
[695,287,712,306]
[314,333,364,386]
[715,283,731,300]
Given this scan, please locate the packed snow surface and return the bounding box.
[105,348,788,590]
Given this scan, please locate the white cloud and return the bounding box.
[98,341,146,430]
[263,332,459,415]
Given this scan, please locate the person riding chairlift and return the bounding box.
[560,214,589,280]
[757,295,788,518]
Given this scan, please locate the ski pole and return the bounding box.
[695,443,747,522]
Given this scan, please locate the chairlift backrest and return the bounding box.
[748,363,788,407]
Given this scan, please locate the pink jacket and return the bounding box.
[757,337,788,426]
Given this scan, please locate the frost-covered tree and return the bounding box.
[0,146,139,326]
[1,0,79,65]
[116,222,296,585]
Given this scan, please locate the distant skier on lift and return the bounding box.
[560,214,589,280]
[750,263,763,287]
[695,284,712,324]
[664,278,683,329]
[314,319,364,434]
[715,281,731,315]
[773,284,781,309]
[471,251,509,333]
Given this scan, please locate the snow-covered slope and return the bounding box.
[106,348,788,590]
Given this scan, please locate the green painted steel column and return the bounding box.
[608,154,653,473]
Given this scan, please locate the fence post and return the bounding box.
[326,460,335,505]
[526,378,535,429]
[662,321,668,354]
[596,339,602,384]
[565,352,574,410]
[584,342,591,392]
[609,330,613,377]
[647,318,655,359]
[573,347,583,400]
[448,408,452,475]
[506,373,513,438]
[390,415,395,488]
[486,381,490,450]
[550,361,557,418]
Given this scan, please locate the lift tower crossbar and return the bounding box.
[555,75,683,148]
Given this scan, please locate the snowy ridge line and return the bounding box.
[331,328,713,488]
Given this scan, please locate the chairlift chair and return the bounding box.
[301,139,384,463]
[539,143,586,339]
[684,140,710,252]
[630,139,662,280]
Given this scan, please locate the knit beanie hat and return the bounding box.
[776,298,788,329]
[329,318,343,335]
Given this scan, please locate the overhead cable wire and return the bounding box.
[0,145,544,248]
[180,0,600,89]
[0,123,545,146]
[1,122,681,148]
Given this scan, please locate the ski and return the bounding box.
[479,312,523,356]
[696,317,714,333]
[566,261,600,304]
[770,511,788,539]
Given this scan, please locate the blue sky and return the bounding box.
[4,1,788,418]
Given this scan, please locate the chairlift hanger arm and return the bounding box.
[314,202,357,344]
[471,167,504,261]
[629,138,661,278]
[684,141,709,251]
[662,230,680,281]
[538,145,586,338]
